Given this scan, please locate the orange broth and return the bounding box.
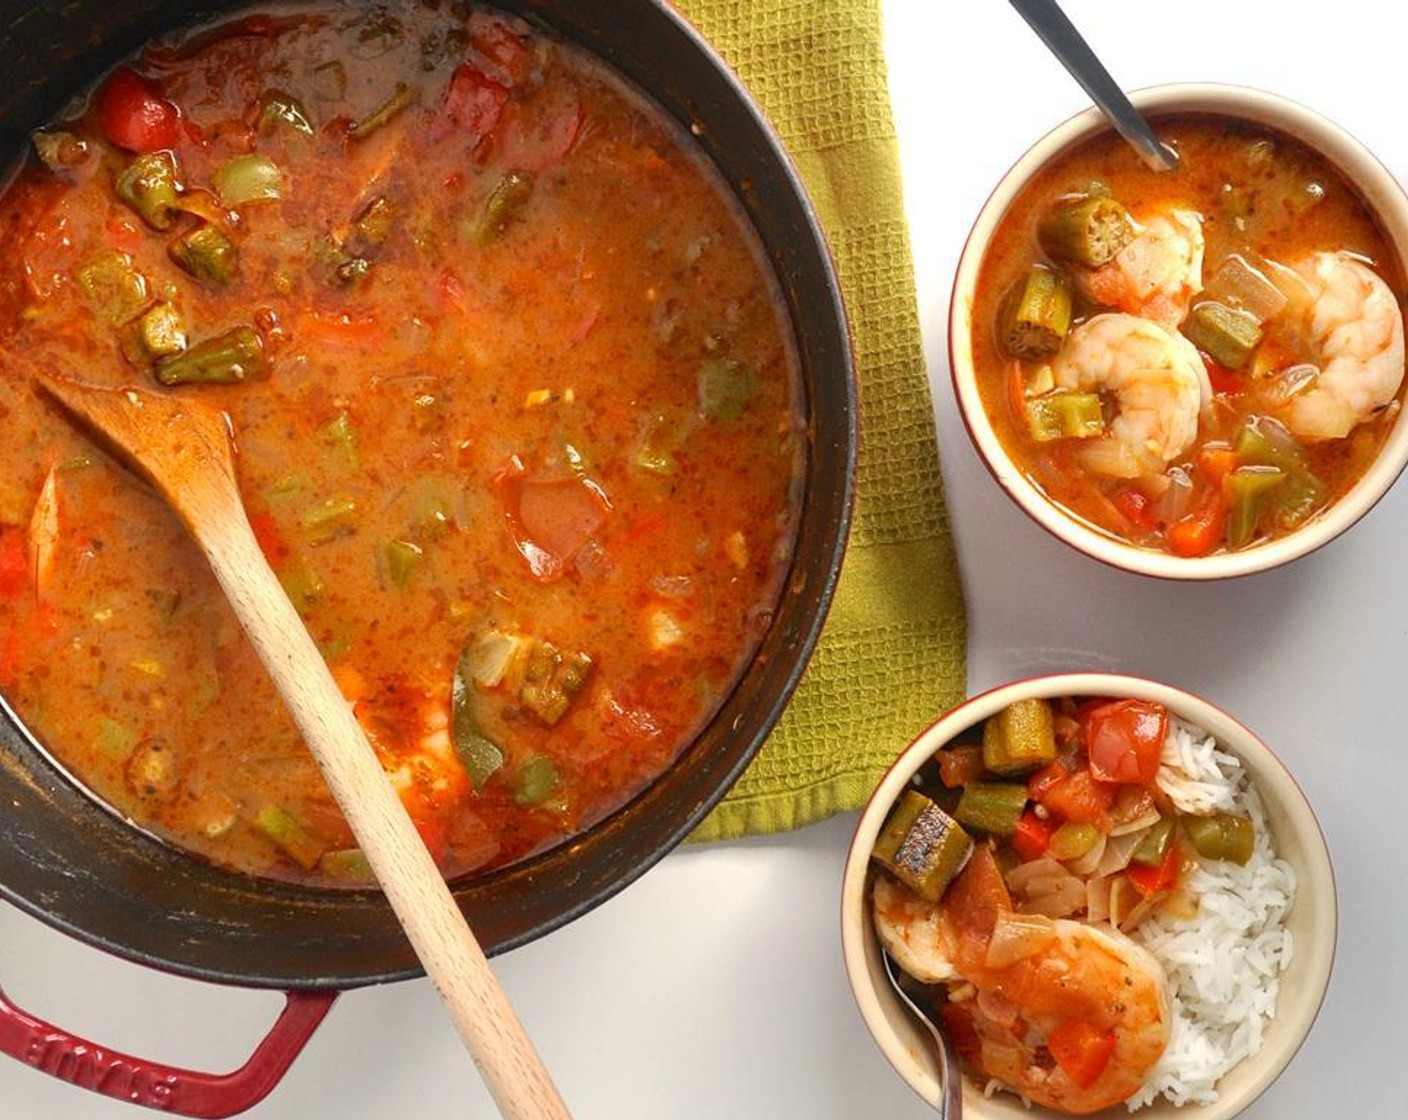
[0,4,805,884]
[973,113,1406,555]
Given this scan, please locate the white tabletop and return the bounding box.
[3,1,1405,1116]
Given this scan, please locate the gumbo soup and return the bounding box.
[971,113,1407,557]
[0,3,805,885]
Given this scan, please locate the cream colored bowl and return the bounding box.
[840,673,1336,1119]
[949,85,1408,578]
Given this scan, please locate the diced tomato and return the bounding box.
[1167,498,1226,558]
[466,11,532,86]
[1203,354,1243,396]
[1047,1020,1116,1089]
[1112,486,1156,532]
[442,64,508,141]
[498,90,583,173]
[96,68,183,153]
[1027,758,1073,802]
[942,842,1011,945]
[498,464,608,581]
[1084,699,1167,785]
[1037,767,1114,826]
[937,743,986,789]
[0,528,26,597]
[1126,839,1179,897]
[1011,809,1056,862]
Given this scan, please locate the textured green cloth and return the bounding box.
[683,0,967,841]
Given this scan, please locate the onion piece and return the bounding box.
[215,154,285,207]
[1110,806,1162,837]
[1095,831,1144,876]
[1086,875,1112,924]
[985,912,1058,969]
[1007,858,1086,918]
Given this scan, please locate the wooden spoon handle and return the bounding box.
[188,473,571,1120]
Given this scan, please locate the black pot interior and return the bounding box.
[0,0,856,988]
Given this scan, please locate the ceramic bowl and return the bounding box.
[840,672,1336,1119]
[949,84,1408,579]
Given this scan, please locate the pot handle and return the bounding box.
[0,978,337,1117]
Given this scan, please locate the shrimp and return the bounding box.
[1051,312,1210,477]
[873,872,960,984]
[950,918,1171,1115]
[872,851,1171,1116]
[1081,209,1205,330]
[1281,251,1405,440]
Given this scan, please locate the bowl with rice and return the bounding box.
[840,672,1335,1118]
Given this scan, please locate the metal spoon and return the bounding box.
[880,950,963,1117]
[1008,0,1178,172]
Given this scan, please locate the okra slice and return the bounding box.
[999,266,1072,359]
[476,171,535,243]
[76,249,148,325]
[1026,391,1104,442]
[1183,301,1263,370]
[1038,195,1134,267]
[169,223,239,287]
[983,698,1057,775]
[349,81,415,140]
[154,325,265,385]
[135,301,187,358]
[872,789,974,901]
[116,151,181,230]
[954,781,1029,838]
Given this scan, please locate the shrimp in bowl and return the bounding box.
[949,85,1408,577]
[841,673,1336,1120]
[873,855,1172,1115]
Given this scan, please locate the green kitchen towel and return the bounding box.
[682,0,968,841]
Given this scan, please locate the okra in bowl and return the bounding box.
[949,85,1408,578]
[841,673,1335,1118]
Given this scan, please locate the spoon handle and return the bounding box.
[1008,0,1177,171]
[184,456,572,1120]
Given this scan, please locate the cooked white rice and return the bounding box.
[1123,718,1297,1111]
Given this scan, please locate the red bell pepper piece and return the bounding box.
[1112,486,1156,533]
[1048,1020,1117,1089]
[1033,766,1114,826]
[1167,497,1226,557]
[1011,809,1055,862]
[1126,840,1179,897]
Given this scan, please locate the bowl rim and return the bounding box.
[947,82,1408,580]
[840,671,1338,1119]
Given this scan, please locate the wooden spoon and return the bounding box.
[36,374,571,1120]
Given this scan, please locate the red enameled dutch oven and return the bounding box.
[0,1,857,1112]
